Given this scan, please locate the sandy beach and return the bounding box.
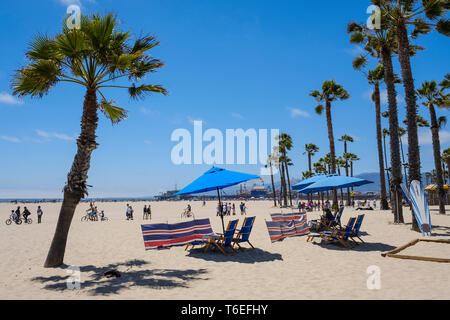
[0,200,448,300]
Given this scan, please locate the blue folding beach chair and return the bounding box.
[322,217,356,248]
[349,214,365,245]
[232,216,256,251]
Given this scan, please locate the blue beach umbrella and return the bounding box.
[175,167,259,233]
[298,175,373,194]
[291,174,329,191]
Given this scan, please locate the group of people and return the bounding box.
[9,205,43,224]
[86,203,106,221]
[216,202,247,216]
[143,205,152,220]
[297,199,378,212]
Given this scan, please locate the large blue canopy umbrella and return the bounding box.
[175,167,259,233]
[298,175,373,194]
[291,174,329,191]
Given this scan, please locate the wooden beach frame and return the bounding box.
[381,239,450,263]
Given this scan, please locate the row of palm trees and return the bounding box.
[346,0,449,228]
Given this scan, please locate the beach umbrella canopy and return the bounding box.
[175,167,259,233]
[298,175,373,194]
[291,174,329,191]
[175,167,259,196]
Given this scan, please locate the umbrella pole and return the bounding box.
[217,187,225,234]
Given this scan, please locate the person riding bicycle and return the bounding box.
[12,210,19,223]
[186,204,192,214]
[15,206,21,220]
[23,207,31,222]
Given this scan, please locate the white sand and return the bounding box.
[0,200,449,300]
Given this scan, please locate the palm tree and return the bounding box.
[352,55,391,210]
[336,156,348,203]
[397,127,409,187]
[310,80,349,205]
[425,172,432,186]
[417,78,449,214]
[12,14,167,267]
[266,152,279,207]
[382,128,391,186]
[277,133,294,206]
[303,143,319,175]
[443,148,450,184]
[348,17,404,222]
[377,0,449,196]
[338,135,355,205]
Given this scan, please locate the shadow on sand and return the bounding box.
[309,241,397,252]
[186,248,283,263]
[31,259,209,295]
[402,222,450,237]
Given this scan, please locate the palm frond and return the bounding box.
[99,98,128,124]
[128,84,168,100]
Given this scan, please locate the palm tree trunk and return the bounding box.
[374,84,389,210]
[399,137,408,187]
[285,160,293,207]
[344,141,351,205]
[381,45,404,224]
[308,152,312,202]
[44,88,99,268]
[396,21,420,230]
[270,162,277,207]
[429,105,446,214]
[325,100,338,205]
[281,162,288,206]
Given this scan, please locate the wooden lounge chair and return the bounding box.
[232,216,256,251]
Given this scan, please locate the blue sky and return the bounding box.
[0,0,449,198]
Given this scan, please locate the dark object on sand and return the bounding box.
[103,269,121,278]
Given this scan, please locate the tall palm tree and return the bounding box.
[303,143,319,175]
[382,128,392,194]
[377,0,449,196]
[417,78,449,214]
[277,133,293,206]
[443,148,450,184]
[336,156,348,203]
[338,135,355,205]
[12,14,167,267]
[397,127,409,186]
[310,80,350,205]
[266,152,279,207]
[348,17,404,222]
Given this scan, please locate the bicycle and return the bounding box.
[181,209,194,219]
[5,213,22,225]
[22,216,33,224]
[81,213,97,221]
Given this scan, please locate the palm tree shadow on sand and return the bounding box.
[186,248,283,263]
[31,259,209,295]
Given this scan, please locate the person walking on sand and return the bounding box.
[227,203,231,216]
[126,204,131,220]
[217,204,221,216]
[232,203,236,215]
[143,205,148,220]
[148,204,152,220]
[37,206,43,223]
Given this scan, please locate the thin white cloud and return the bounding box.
[231,112,245,120]
[35,129,74,141]
[0,136,21,143]
[187,116,206,125]
[0,92,24,105]
[140,107,160,117]
[287,107,310,118]
[144,140,152,145]
[400,129,450,146]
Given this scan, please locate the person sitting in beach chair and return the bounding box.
[319,217,356,248]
